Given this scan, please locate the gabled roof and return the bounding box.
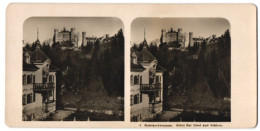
[31,47,49,63]
[23,63,39,71]
[138,47,155,63]
[131,62,145,72]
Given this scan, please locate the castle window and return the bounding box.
[140,76,142,84]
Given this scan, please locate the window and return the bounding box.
[22,95,26,105]
[23,74,26,85]
[137,94,139,104]
[130,95,133,106]
[134,94,139,104]
[133,56,137,64]
[27,94,32,104]
[134,76,139,85]
[33,75,35,83]
[27,75,30,84]
[140,76,142,84]
[48,91,53,97]
[49,75,54,83]
[156,76,160,83]
[149,78,154,84]
[33,93,36,102]
[130,75,133,85]
[140,93,142,103]
[156,91,160,97]
[26,56,30,64]
[43,77,47,83]
[26,75,32,84]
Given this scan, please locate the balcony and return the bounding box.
[33,83,54,93]
[149,101,162,113]
[140,83,161,93]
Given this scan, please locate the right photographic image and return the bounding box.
[130,18,231,122]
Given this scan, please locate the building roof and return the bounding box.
[49,64,60,72]
[131,62,145,72]
[138,47,155,63]
[31,47,49,63]
[23,63,39,71]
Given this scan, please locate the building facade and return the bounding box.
[161,28,185,48]
[23,35,59,121]
[188,32,206,47]
[53,27,78,45]
[82,32,98,47]
[130,34,166,121]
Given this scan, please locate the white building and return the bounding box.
[23,34,59,121]
[130,32,166,121]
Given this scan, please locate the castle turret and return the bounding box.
[177,28,183,44]
[189,32,193,47]
[82,32,86,46]
[53,29,59,43]
[161,29,166,43]
[178,28,182,32]
[71,28,75,32]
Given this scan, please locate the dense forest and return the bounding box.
[132,29,231,110]
[24,29,125,109]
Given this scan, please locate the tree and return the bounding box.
[149,43,158,57]
[24,43,31,51]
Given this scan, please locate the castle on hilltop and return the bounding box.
[161,28,186,48]
[53,27,78,47]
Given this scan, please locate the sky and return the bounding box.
[23,17,124,44]
[131,18,230,45]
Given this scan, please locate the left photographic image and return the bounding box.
[22,17,124,121]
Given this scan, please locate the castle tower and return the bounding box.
[177,28,183,44]
[189,32,193,47]
[54,29,58,43]
[82,32,86,46]
[70,28,76,43]
[161,29,164,43]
